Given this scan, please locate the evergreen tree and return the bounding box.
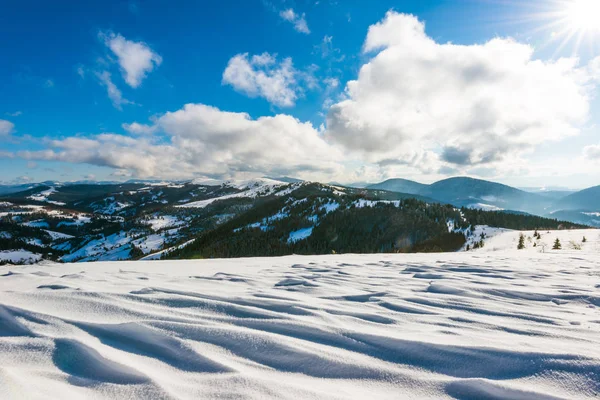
[553,238,562,250]
[582,236,587,243]
[517,233,525,250]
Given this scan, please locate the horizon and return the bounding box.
[2,1,600,188]
[0,174,591,192]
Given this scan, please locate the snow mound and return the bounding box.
[0,251,599,398]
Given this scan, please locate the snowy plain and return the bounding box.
[0,229,599,399]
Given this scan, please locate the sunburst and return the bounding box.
[490,0,600,57]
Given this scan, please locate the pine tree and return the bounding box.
[582,236,587,243]
[553,238,561,250]
[517,233,525,250]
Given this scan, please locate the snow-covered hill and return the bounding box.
[0,252,598,399]
[464,227,599,253]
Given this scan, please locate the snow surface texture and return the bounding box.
[1,250,599,399]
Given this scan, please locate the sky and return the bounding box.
[1,0,600,189]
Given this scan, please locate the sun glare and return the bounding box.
[519,0,600,55]
[565,0,600,32]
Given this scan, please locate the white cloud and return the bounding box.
[96,71,132,110]
[583,144,600,160]
[323,77,339,90]
[5,111,22,117]
[279,8,310,34]
[122,122,157,135]
[0,120,15,137]
[316,35,344,62]
[13,12,600,186]
[326,12,596,172]
[20,104,341,180]
[112,169,133,178]
[14,176,32,184]
[102,32,162,88]
[43,79,55,88]
[588,56,600,81]
[223,53,301,107]
[76,65,85,79]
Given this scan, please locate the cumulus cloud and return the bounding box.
[279,9,310,34]
[20,104,341,179]
[96,71,132,110]
[325,12,596,172]
[14,12,600,185]
[223,53,304,107]
[122,122,157,135]
[102,32,162,88]
[19,134,164,177]
[0,120,15,137]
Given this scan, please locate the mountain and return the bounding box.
[418,177,551,213]
[368,176,553,215]
[0,182,48,196]
[553,185,600,211]
[1,178,585,264]
[531,191,575,200]
[366,178,426,194]
[545,185,600,227]
[263,176,304,184]
[519,186,576,193]
[518,187,576,200]
[366,176,600,227]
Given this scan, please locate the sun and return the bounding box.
[565,0,600,32]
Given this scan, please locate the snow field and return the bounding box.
[0,249,599,399]
[466,227,600,254]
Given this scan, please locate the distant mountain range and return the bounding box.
[0,178,586,264]
[364,177,599,226]
[1,175,598,231]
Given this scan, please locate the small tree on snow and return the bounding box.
[517,233,526,250]
[583,236,587,243]
[553,238,562,250]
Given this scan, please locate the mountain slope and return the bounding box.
[419,177,551,213]
[553,185,600,211]
[366,178,426,194]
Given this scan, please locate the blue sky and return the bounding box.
[1,0,599,188]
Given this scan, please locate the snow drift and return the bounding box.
[0,249,599,399]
